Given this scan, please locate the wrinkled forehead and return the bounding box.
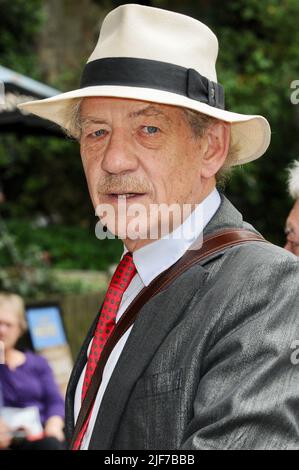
[79,96,182,121]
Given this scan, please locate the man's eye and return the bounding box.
[90,129,107,138]
[143,126,160,135]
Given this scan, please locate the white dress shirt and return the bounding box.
[74,188,221,449]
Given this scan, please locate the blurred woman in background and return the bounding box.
[0,292,65,450]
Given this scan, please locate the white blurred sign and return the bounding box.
[0,406,43,437]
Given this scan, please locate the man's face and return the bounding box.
[284,199,299,256]
[79,97,210,247]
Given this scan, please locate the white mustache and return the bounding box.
[97,176,151,195]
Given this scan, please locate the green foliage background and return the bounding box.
[1,0,299,277]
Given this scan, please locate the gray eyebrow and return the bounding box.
[79,117,109,127]
[79,105,170,128]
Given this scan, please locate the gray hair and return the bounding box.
[64,99,83,141]
[181,108,239,187]
[64,99,239,187]
[287,160,299,200]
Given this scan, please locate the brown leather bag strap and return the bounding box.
[70,228,267,448]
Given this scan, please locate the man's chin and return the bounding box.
[113,224,150,241]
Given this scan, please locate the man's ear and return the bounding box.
[200,121,231,179]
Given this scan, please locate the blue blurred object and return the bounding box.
[26,304,67,350]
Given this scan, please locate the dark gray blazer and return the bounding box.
[65,194,299,449]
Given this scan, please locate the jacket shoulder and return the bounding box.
[227,239,298,269]
[203,236,298,272]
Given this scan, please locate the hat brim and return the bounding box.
[18,85,271,166]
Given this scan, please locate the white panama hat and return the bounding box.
[18,3,271,165]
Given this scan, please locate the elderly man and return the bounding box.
[20,5,299,450]
[285,160,299,256]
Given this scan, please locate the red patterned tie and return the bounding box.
[72,252,136,450]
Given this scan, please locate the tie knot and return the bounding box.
[110,252,136,291]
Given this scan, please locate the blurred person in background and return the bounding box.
[0,417,12,450]
[0,180,5,205]
[0,382,12,450]
[284,160,299,256]
[0,292,66,450]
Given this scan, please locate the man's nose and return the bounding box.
[101,128,138,174]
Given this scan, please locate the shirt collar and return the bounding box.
[123,188,221,286]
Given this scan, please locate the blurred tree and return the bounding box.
[0,0,95,228]
[0,0,44,78]
[0,134,91,226]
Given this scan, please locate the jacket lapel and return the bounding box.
[65,307,101,442]
[68,192,254,447]
[88,262,209,449]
